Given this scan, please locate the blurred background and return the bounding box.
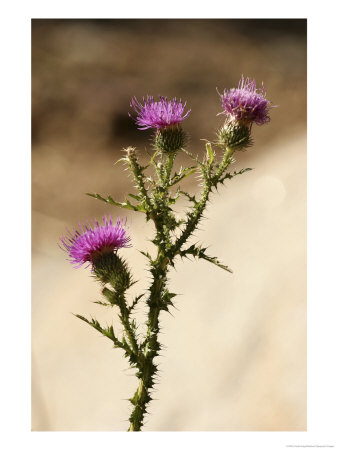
[32,19,306,431]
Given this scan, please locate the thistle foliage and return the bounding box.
[82,137,250,431]
[61,80,274,431]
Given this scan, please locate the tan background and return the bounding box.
[32,19,306,431]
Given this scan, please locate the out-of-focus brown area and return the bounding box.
[32,19,306,431]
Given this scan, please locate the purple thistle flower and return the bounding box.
[219,75,273,126]
[59,215,131,269]
[129,95,191,130]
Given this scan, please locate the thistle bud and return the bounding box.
[217,122,252,151]
[93,252,132,291]
[154,125,185,154]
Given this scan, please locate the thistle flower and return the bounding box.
[217,122,252,151]
[219,75,273,126]
[60,215,131,269]
[130,95,191,130]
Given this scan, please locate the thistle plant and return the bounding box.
[60,76,274,431]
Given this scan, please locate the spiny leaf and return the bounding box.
[198,253,233,273]
[219,167,252,183]
[129,294,144,312]
[178,189,197,204]
[86,192,146,213]
[167,191,181,205]
[102,287,118,305]
[149,149,160,165]
[181,148,204,166]
[86,192,110,202]
[128,193,142,201]
[93,300,111,307]
[170,166,197,186]
[139,250,153,262]
[74,314,115,337]
[86,192,122,207]
[115,156,129,165]
[178,244,233,273]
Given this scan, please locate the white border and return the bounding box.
[1,1,337,449]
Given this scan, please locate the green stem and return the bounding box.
[173,147,234,255]
[127,149,153,211]
[127,154,174,431]
[127,257,168,431]
[163,153,175,187]
[126,147,233,431]
[119,308,138,355]
[215,146,235,179]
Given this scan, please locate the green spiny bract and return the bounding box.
[154,125,185,153]
[93,253,132,291]
[217,122,252,151]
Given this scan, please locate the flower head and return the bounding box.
[219,76,273,126]
[130,95,191,130]
[60,215,131,269]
